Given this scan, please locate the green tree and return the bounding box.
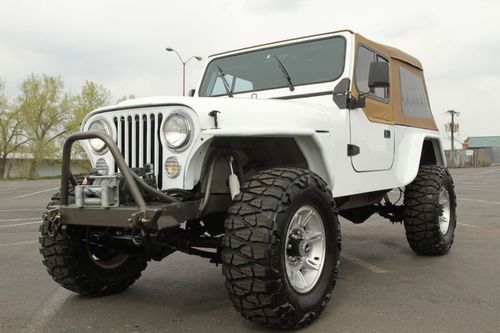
[0,79,29,178]
[68,81,111,132]
[17,74,73,177]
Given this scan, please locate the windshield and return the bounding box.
[199,36,346,97]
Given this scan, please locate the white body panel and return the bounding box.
[81,30,444,199]
[349,110,394,171]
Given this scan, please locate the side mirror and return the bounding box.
[368,62,390,91]
[188,89,196,97]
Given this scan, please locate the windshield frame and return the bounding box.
[198,35,347,97]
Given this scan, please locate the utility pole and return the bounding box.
[165,47,202,96]
[446,109,460,165]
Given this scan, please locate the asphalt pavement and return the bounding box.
[0,167,499,333]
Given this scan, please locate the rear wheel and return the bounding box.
[222,168,340,329]
[403,165,457,255]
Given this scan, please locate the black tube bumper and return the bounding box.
[54,131,199,230]
[52,200,200,230]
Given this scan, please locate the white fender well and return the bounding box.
[183,131,333,191]
[394,127,444,186]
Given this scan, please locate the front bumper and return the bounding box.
[51,131,200,230]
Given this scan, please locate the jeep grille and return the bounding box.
[113,113,164,188]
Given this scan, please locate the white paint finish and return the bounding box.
[79,31,444,198]
[392,128,444,185]
[82,95,441,198]
[349,109,394,171]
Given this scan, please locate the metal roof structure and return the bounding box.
[465,136,500,149]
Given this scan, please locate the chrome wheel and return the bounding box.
[285,206,326,293]
[438,188,451,235]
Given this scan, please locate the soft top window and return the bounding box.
[355,45,389,100]
[399,67,433,119]
[199,37,346,97]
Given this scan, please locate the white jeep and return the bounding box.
[40,30,457,329]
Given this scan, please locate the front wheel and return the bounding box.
[403,165,457,255]
[39,219,149,296]
[222,168,340,329]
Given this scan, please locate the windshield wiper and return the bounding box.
[267,54,295,92]
[216,65,233,97]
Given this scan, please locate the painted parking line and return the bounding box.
[21,287,71,333]
[0,240,38,247]
[0,221,41,228]
[13,187,59,199]
[0,217,41,222]
[458,222,481,228]
[341,253,389,274]
[0,209,42,212]
[459,198,500,205]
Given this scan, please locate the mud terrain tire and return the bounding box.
[39,214,149,296]
[222,168,340,329]
[404,165,457,255]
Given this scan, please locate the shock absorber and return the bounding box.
[228,156,240,200]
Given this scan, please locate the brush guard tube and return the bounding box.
[57,131,199,230]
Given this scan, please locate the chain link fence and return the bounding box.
[446,148,500,168]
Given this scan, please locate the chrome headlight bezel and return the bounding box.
[88,119,112,154]
[163,113,193,152]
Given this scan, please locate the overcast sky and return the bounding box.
[1,0,499,147]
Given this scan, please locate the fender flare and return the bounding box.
[183,131,334,190]
[395,132,445,186]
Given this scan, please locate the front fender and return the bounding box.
[183,130,334,191]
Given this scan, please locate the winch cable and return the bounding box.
[129,170,180,204]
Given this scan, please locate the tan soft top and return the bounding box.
[355,33,423,70]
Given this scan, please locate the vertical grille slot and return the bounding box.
[111,112,164,189]
[141,115,147,166]
[128,116,134,167]
[157,113,163,187]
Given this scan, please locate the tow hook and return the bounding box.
[228,156,240,200]
[43,208,63,237]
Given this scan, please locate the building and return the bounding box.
[453,136,500,167]
[463,136,500,149]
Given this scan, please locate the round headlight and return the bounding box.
[163,113,192,151]
[88,120,111,154]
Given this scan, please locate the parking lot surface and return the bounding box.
[1,167,499,332]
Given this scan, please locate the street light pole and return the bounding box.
[446,109,460,167]
[165,47,202,96]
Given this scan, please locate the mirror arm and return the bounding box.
[347,95,365,109]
